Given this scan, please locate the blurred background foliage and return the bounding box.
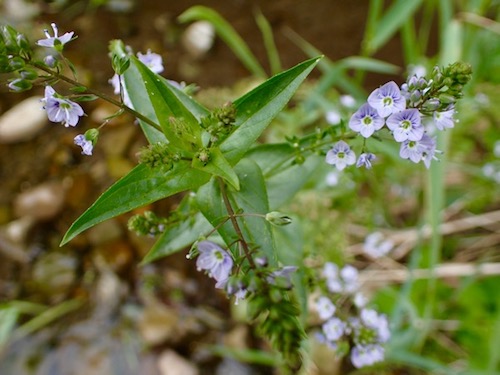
[0,0,499,374]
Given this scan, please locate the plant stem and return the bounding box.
[31,61,164,133]
[217,177,257,269]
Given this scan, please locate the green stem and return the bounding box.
[217,178,257,269]
[30,61,163,133]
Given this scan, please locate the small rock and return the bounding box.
[13,181,65,221]
[138,298,180,346]
[157,350,199,375]
[0,96,46,143]
[32,251,78,301]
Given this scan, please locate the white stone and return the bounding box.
[182,21,215,58]
[158,350,199,375]
[13,181,65,221]
[0,96,47,143]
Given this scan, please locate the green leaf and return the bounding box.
[255,9,282,75]
[0,306,18,349]
[247,143,323,208]
[221,56,321,165]
[192,147,240,190]
[196,159,277,264]
[141,212,213,264]
[123,56,208,146]
[178,6,266,78]
[61,163,210,245]
[366,0,424,54]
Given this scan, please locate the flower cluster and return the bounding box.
[314,262,390,368]
[326,62,472,170]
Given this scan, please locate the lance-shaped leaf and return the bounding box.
[61,163,210,245]
[123,56,208,148]
[196,159,276,265]
[221,56,321,165]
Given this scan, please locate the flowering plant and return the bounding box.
[0,19,471,372]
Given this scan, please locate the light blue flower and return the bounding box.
[326,141,356,171]
[399,134,438,168]
[386,109,423,142]
[196,241,233,288]
[315,296,336,320]
[137,50,164,74]
[42,86,84,127]
[36,23,74,50]
[367,81,406,117]
[322,317,345,342]
[74,134,93,155]
[356,153,376,169]
[363,232,393,258]
[351,344,385,368]
[349,103,384,138]
[433,108,455,131]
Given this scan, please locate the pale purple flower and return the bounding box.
[363,232,394,258]
[359,309,391,343]
[340,94,356,108]
[325,109,341,125]
[356,153,376,169]
[399,134,438,168]
[386,109,424,142]
[322,317,345,342]
[109,74,132,107]
[267,266,298,288]
[109,49,164,107]
[433,108,455,131]
[42,86,84,127]
[351,344,385,368]
[325,170,340,186]
[323,263,359,294]
[349,103,384,138]
[315,296,336,320]
[196,241,233,288]
[354,293,367,308]
[36,23,74,49]
[340,265,359,293]
[137,50,164,74]
[326,141,356,171]
[74,134,93,155]
[368,81,406,117]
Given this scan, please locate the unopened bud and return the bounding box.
[265,211,292,226]
[8,78,32,92]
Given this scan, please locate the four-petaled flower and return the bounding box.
[399,134,439,168]
[349,103,384,138]
[74,134,93,155]
[196,241,233,288]
[315,296,336,320]
[326,141,356,171]
[322,317,345,342]
[37,23,74,50]
[42,86,84,127]
[433,108,455,131]
[386,109,423,142]
[367,81,406,117]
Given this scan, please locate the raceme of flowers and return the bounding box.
[315,261,390,368]
[326,74,460,170]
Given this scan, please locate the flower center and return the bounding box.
[337,152,345,159]
[401,119,411,130]
[362,116,373,126]
[383,97,393,106]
